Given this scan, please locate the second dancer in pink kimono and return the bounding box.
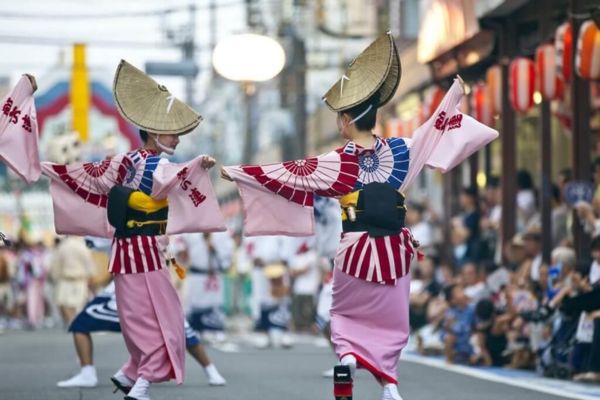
[222,32,498,400]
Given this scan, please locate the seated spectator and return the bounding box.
[472,298,510,366]
[441,284,476,364]
[460,262,487,302]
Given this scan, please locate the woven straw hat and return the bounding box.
[264,263,287,279]
[113,60,202,135]
[322,32,401,112]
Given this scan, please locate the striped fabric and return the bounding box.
[509,57,535,113]
[334,228,415,285]
[536,44,564,100]
[108,235,167,274]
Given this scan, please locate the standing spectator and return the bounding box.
[481,176,502,263]
[517,170,537,231]
[0,247,14,330]
[287,237,320,333]
[551,184,569,247]
[177,231,234,342]
[407,201,434,256]
[451,187,481,267]
[522,229,544,284]
[409,257,442,330]
[247,235,293,348]
[24,241,48,329]
[50,236,94,326]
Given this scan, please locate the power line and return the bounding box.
[0,1,242,19]
[0,34,174,48]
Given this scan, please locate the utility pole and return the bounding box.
[183,3,196,106]
[279,20,307,161]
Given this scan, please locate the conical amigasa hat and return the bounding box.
[113,60,202,135]
[322,32,401,112]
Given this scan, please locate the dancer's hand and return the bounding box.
[24,74,37,92]
[220,167,233,181]
[200,156,216,169]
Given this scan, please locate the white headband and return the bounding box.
[348,104,374,125]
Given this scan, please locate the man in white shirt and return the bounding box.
[176,231,234,341]
[287,236,320,332]
[523,230,544,283]
[247,235,293,348]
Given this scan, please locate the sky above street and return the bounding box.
[0,0,248,99]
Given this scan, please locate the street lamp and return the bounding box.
[212,33,286,163]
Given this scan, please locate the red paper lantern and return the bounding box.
[486,65,502,115]
[556,22,573,82]
[471,83,493,126]
[576,20,600,79]
[536,44,564,100]
[509,57,536,112]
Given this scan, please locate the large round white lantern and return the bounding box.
[212,34,286,82]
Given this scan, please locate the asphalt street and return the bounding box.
[0,329,579,400]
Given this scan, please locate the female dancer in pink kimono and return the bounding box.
[0,62,226,400]
[222,33,498,400]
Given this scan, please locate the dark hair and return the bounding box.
[486,175,500,189]
[551,183,561,203]
[591,235,600,251]
[462,186,478,200]
[408,201,425,215]
[575,260,591,278]
[475,298,495,321]
[593,157,600,172]
[139,129,149,143]
[517,170,534,190]
[341,92,380,131]
[443,284,457,303]
[558,168,572,184]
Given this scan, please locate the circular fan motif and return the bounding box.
[50,151,154,208]
[283,158,318,176]
[125,164,137,184]
[82,160,111,178]
[358,152,380,173]
[355,137,409,190]
[241,149,359,206]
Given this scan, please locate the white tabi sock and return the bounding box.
[113,369,135,386]
[128,377,151,400]
[340,354,357,378]
[381,383,404,400]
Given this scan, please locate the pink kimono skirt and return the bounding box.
[114,267,185,384]
[330,266,411,384]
